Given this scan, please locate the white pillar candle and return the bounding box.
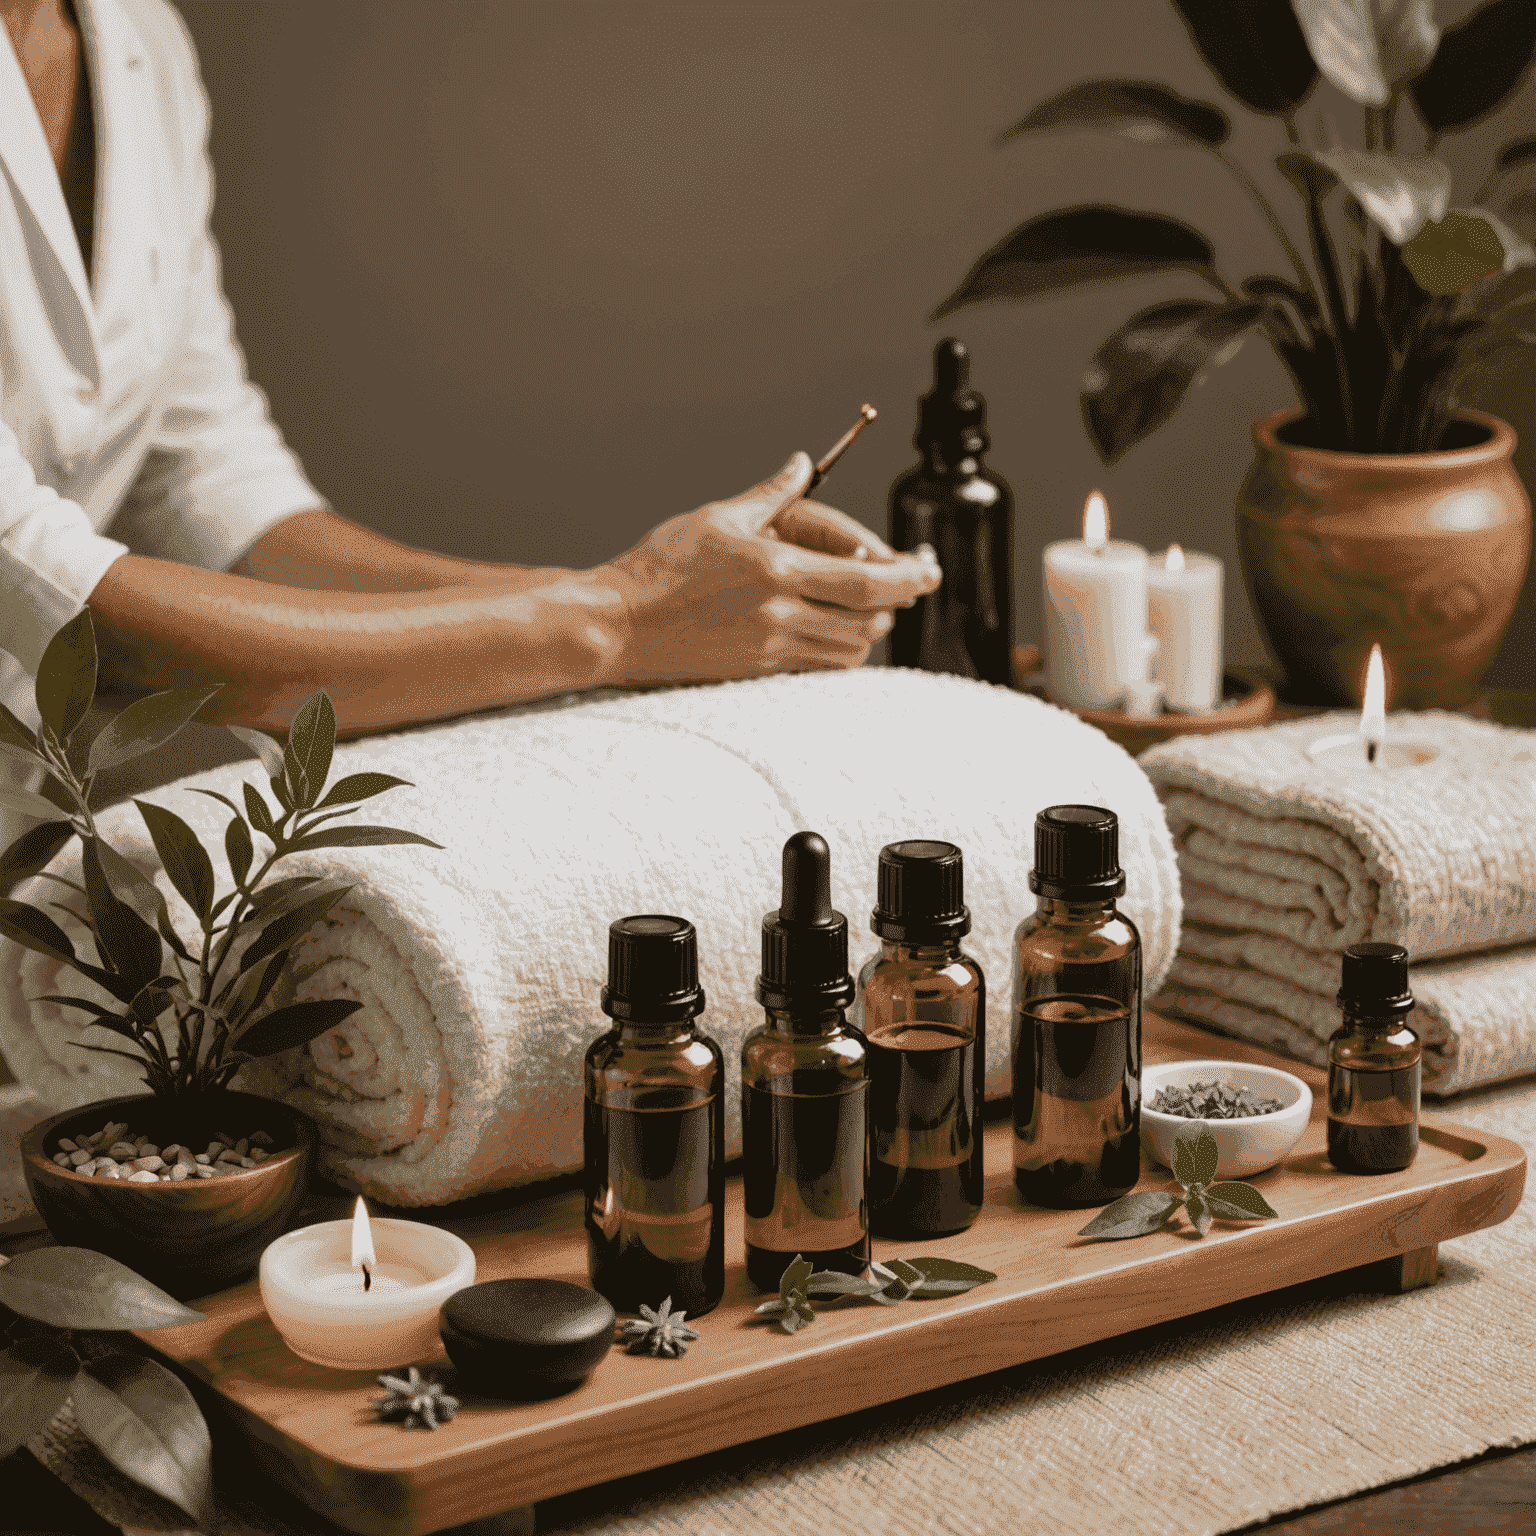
[1044,491,1149,709]
[1146,544,1224,712]
[259,1198,475,1371]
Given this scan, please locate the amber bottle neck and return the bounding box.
[878,938,962,964]
[1034,896,1118,924]
[765,1006,848,1037]
[616,1016,700,1046]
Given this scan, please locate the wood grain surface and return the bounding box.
[138,1014,1527,1536]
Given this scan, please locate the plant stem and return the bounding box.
[1213,147,1320,301]
[1303,190,1356,445]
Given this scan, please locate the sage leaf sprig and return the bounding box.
[753,1253,999,1333]
[1077,1124,1280,1242]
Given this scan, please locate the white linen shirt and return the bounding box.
[0,0,324,836]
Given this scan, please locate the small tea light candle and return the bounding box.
[1305,646,1439,771]
[1146,544,1223,712]
[259,1197,475,1370]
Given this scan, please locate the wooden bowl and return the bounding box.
[21,1090,316,1298]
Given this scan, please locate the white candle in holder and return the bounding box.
[1146,544,1224,712]
[1044,491,1150,709]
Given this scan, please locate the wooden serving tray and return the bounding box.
[142,1014,1527,1536]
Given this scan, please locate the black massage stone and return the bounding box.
[440,1278,616,1397]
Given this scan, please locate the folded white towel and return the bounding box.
[1,668,1181,1204]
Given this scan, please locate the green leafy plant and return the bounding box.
[1077,1123,1279,1241]
[0,1247,214,1524]
[936,0,1536,458]
[753,1253,999,1334]
[0,610,441,1097]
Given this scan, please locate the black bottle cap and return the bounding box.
[1028,805,1126,901]
[871,839,970,943]
[757,831,854,1011]
[440,1279,615,1398]
[1337,942,1416,1015]
[916,338,989,458]
[600,915,705,1023]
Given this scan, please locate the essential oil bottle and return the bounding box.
[1327,942,1421,1175]
[742,832,869,1291]
[584,915,725,1317]
[854,840,986,1238]
[1011,805,1141,1209]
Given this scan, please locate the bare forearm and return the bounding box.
[88,553,628,733]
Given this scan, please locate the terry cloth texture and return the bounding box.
[1140,711,1536,1095]
[20,1070,1536,1536]
[0,668,1180,1205]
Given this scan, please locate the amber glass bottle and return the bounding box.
[584,915,725,1317]
[1011,806,1141,1209]
[1328,942,1420,1174]
[742,832,869,1291]
[855,840,985,1238]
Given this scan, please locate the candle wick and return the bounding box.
[362,1261,372,1293]
[1366,740,1378,765]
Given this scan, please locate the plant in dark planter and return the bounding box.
[936,0,1536,706]
[0,610,440,1290]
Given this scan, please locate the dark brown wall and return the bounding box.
[174,0,1535,677]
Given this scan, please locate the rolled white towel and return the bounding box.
[1,669,1181,1204]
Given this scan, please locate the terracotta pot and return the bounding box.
[21,1090,315,1298]
[1235,409,1532,707]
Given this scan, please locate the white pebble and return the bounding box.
[170,1164,189,1181]
[109,1143,138,1161]
[238,1157,255,1168]
[58,1138,78,1152]
[204,1142,224,1158]
[127,1169,159,1183]
[76,1160,98,1176]
[194,1153,210,1165]
[69,1150,91,1167]
[216,1149,241,1164]
[160,1144,182,1159]
[177,1148,197,1168]
[95,1156,118,1169]
[98,1165,123,1179]
[194,1165,216,1178]
[139,1143,160,1158]
[53,1152,71,1166]
[134,1155,164,1172]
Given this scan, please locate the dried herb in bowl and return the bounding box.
[1148,1079,1284,1120]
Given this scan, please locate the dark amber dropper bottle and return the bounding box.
[1328,942,1420,1174]
[742,832,869,1291]
[1011,806,1142,1208]
[584,915,726,1317]
[855,840,986,1238]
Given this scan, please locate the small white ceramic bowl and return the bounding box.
[1142,1059,1313,1180]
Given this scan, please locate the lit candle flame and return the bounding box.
[351,1195,376,1290]
[1083,491,1108,552]
[1165,543,1185,574]
[1359,645,1386,764]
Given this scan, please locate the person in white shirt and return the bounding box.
[0,0,938,774]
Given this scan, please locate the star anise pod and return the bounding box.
[618,1296,700,1358]
[372,1366,460,1429]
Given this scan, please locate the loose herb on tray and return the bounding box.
[1078,1125,1279,1241]
[619,1296,701,1358]
[754,1253,999,1334]
[373,1366,460,1429]
[1149,1079,1285,1119]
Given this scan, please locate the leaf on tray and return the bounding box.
[1077,1190,1185,1242]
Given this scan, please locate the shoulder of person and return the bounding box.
[104,0,213,161]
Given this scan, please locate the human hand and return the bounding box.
[601,453,941,684]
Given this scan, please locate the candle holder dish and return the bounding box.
[1141,1060,1312,1180]
[21,1090,316,1298]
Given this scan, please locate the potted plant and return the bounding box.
[0,611,439,1294]
[935,0,1536,706]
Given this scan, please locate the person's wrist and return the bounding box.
[562,565,636,688]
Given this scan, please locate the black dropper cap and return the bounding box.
[871,840,970,944]
[1337,942,1416,1017]
[757,832,854,1011]
[1028,805,1126,901]
[600,915,705,1023]
[916,338,989,458]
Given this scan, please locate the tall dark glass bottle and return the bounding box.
[742,832,869,1291]
[854,840,986,1238]
[584,915,725,1317]
[1328,942,1421,1174]
[889,337,1014,686]
[1011,806,1141,1209]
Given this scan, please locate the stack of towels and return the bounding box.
[1142,710,1536,1096]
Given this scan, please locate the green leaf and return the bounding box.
[1276,150,1339,203]
[225,815,253,886]
[217,948,288,1026]
[71,1355,214,1527]
[1291,0,1439,107]
[283,691,336,810]
[1411,0,1536,133]
[129,980,174,1031]
[247,874,328,913]
[286,825,442,853]
[0,700,41,760]
[1076,1190,1185,1241]
[1403,209,1522,293]
[1169,0,1318,116]
[242,781,277,838]
[998,79,1229,149]
[1173,1124,1221,1189]
[0,1248,205,1330]
[1082,298,1262,464]
[0,1339,78,1458]
[86,686,221,776]
[34,610,98,743]
[905,1257,1000,1298]
[228,725,285,782]
[0,820,74,895]
[932,206,1215,320]
[1496,137,1536,174]
[186,787,240,817]
[803,1271,885,1297]
[232,997,363,1058]
[0,897,76,966]
[134,801,215,922]
[0,784,72,822]
[92,840,193,965]
[82,840,162,993]
[238,882,352,972]
[1205,1181,1281,1220]
[30,992,122,1023]
[314,772,413,810]
[1186,1191,1214,1236]
[779,1254,813,1300]
[1308,148,1451,244]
